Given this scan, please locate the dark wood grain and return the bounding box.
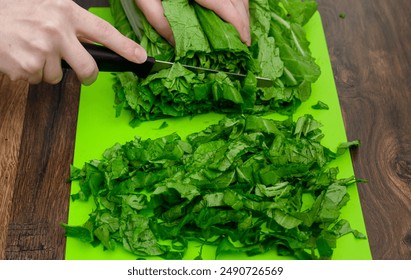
[0,76,28,260]
[317,0,411,259]
[0,0,409,260]
[4,71,80,259]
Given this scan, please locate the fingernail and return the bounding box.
[167,36,176,47]
[246,36,251,46]
[135,46,148,63]
[243,27,251,46]
[82,74,98,86]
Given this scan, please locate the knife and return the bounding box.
[62,43,273,87]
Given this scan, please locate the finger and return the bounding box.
[27,70,43,84]
[0,57,43,84]
[196,0,251,45]
[71,4,147,64]
[21,56,44,84]
[61,39,98,85]
[242,0,250,16]
[135,0,175,46]
[234,0,251,45]
[235,0,250,27]
[42,55,63,85]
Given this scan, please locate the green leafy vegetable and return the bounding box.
[67,0,366,260]
[158,121,169,129]
[312,100,329,110]
[163,0,211,60]
[336,140,361,156]
[64,115,365,260]
[278,0,318,25]
[109,0,321,125]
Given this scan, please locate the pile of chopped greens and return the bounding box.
[109,0,321,126]
[64,115,365,260]
[63,0,366,260]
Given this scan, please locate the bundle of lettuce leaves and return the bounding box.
[110,0,321,126]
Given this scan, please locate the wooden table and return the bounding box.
[0,0,410,260]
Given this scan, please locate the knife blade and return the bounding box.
[62,43,273,87]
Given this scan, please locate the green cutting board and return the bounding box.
[65,8,372,260]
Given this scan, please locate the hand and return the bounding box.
[0,0,147,85]
[135,0,251,46]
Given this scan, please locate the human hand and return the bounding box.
[0,0,147,85]
[135,0,251,46]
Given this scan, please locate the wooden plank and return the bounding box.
[0,0,107,261]
[317,0,411,259]
[4,71,80,259]
[0,75,29,260]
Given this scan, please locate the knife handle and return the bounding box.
[61,43,155,78]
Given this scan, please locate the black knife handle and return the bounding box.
[62,43,155,78]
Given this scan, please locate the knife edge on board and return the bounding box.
[62,43,273,88]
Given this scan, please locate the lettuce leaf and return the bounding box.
[162,0,211,59]
[110,0,322,124]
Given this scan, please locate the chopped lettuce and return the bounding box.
[64,115,365,260]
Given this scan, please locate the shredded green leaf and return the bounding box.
[312,101,329,110]
[65,115,365,260]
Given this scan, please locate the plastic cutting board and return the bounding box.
[65,7,372,260]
